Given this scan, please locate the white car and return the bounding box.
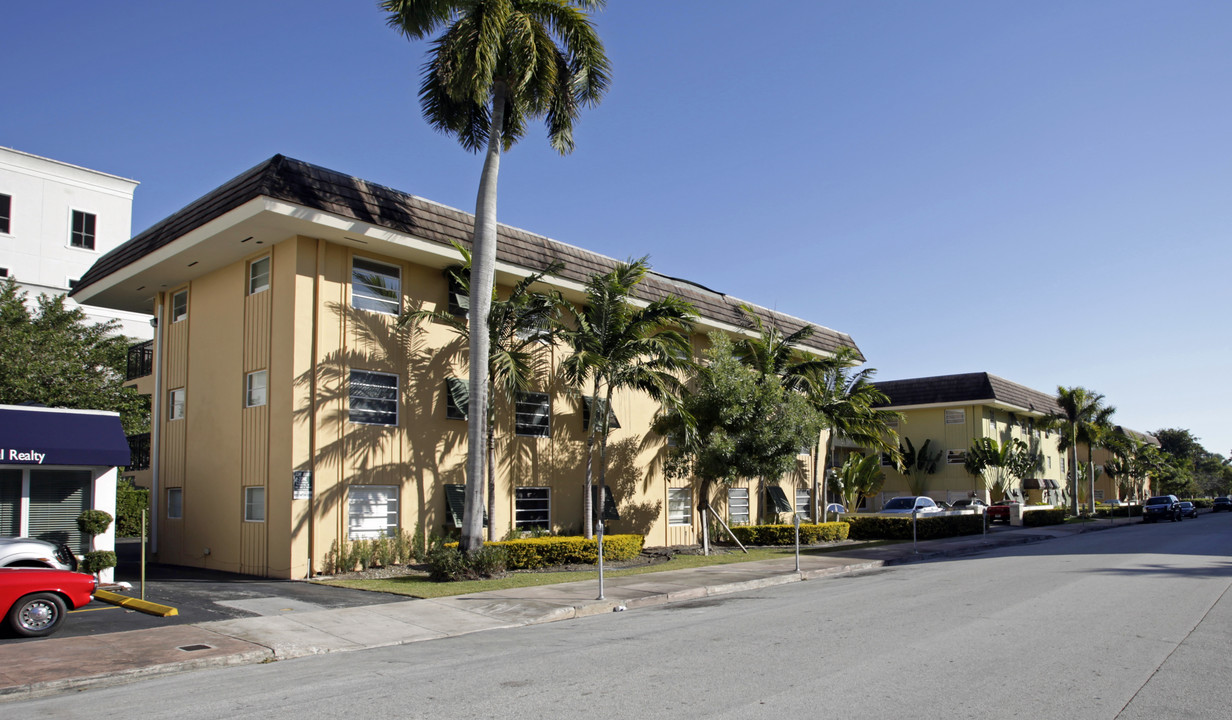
[0,537,78,571]
[880,496,942,515]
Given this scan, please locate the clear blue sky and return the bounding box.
[7,1,1230,457]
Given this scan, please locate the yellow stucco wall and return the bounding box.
[151,235,818,577]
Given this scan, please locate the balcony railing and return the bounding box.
[126,340,153,380]
[126,433,151,472]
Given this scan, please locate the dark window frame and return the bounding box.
[70,210,96,250]
[515,391,550,437]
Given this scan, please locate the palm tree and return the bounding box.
[1055,386,1116,515]
[399,245,563,540]
[798,355,901,521]
[560,259,696,541]
[384,0,610,552]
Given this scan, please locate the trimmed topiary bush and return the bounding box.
[116,479,149,537]
[727,522,849,546]
[77,509,114,536]
[81,550,117,574]
[487,534,645,570]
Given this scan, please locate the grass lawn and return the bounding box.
[315,541,894,599]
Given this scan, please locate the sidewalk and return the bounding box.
[0,516,1136,701]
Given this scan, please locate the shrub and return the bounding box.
[846,514,984,540]
[321,530,421,574]
[450,534,645,570]
[727,522,850,546]
[1022,508,1066,526]
[116,479,149,537]
[77,509,114,536]
[1094,505,1142,518]
[81,550,117,574]
[426,545,508,582]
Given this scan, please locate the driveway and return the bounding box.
[1,538,405,643]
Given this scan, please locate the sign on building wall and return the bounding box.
[293,471,313,500]
[944,409,966,424]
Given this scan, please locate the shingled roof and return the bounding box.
[872,372,1062,416]
[75,155,859,358]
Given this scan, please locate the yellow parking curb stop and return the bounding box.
[94,589,179,617]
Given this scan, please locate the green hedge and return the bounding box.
[846,514,984,541]
[1094,505,1142,518]
[480,534,645,570]
[727,522,849,546]
[1022,508,1067,526]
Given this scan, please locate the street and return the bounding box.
[13,516,1232,719]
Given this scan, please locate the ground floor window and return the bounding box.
[244,487,265,522]
[727,487,749,525]
[514,487,550,530]
[0,469,21,536]
[167,487,183,519]
[668,487,692,526]
[27,469,93,553]
[348,485,398,539]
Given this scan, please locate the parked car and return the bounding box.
[824,503,847,515]
[1102,499,1128,507]
[0,537,78,571]
[951,498,988,510]
[935,500,954,510]
[1178,501,1198,519]
[1142,495,1183,523]
[986,498,1018,523]
[1212,497,1232,512]
[880,496,941,514]
[1,567,98,637]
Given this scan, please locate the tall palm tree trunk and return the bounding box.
[462,83,506,554]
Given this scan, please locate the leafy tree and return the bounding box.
[1151,428,1227,497]
[0,278,146,434]
[384,0,610,553]
[560,258,695,539]
[963,436,1034,501]
[899,437,942,496]
[831,452,885,513]
[1054,386,1115,514]
[655,333,821,552]
[798,354,901,521]
[399,246,563,540]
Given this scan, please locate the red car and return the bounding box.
[986,499,1017,523]
[1,567,98,638]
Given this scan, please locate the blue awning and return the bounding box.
[0,405,131,467]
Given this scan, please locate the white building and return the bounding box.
[0,147,150,339]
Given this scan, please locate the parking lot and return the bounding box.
[2,538,405,643]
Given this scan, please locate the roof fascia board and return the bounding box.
[883,399,1051,416]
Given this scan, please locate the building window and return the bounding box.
[169,388,185,420]
[446,269,469,317]
[728,488,749,525]
[582,397,620,432]
[0,194,10,234]
[167,487,183,519]
[348,485,398,539]
[171,290,188,323]
[244,487,265,522]
[515,391,550,437]
[246,370,268,407]
[0,268,7,278]
[445,377,468,420]
[352,257,401,315]
[349,370,398,426]
[668,488,692,526]
[248,256,270,295]
[795,488,811,519]
[70,210,96,249]
[514,487,550,531]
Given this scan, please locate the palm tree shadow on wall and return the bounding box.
[290,302,468,559]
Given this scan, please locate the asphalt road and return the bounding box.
[12,513,1232,719]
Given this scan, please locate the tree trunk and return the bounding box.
[461,83,506,554]
[487,412,496,542]
[1070,428,1079,516]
